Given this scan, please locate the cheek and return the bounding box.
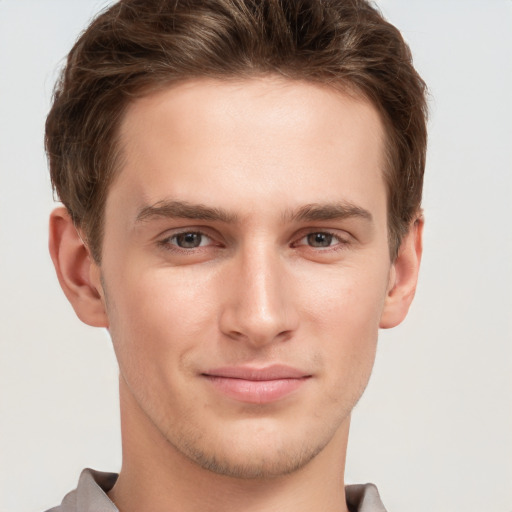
[102,268,214,422]
[105,266,219,366]
[296,257,390,329]
[295,261,388,386]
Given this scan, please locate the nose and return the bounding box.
[218,243,299,348]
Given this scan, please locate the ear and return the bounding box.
[379,217,424,329]
[49,207,109,328]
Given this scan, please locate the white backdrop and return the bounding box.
[0,1,511,511]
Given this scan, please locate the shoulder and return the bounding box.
[346,483,388,512]
[43,469,118,512]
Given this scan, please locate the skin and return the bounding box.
[49,77,422,512]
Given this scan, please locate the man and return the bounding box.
[45,0,427,510]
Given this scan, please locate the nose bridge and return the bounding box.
[219,238,297,345]
[245,242,282,320]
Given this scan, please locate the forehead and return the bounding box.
[110,77,387,227]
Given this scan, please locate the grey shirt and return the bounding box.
[46,468,387,512]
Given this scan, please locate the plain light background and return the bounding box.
[0,1,511,511]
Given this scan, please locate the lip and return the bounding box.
[202,365,311,404]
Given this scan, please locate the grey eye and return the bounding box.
[173,232,204,248]
[307,233,333,247]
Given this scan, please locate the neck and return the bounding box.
[109,377,351,512]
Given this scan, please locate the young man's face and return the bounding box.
[79,78,416,478]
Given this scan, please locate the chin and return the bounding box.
[170,420,336,480]
[181,444,321,480]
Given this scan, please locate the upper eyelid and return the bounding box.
[157,226,217,241]
[293,229,351,242]
[168,229,211,238]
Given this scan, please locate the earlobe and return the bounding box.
[379,217,424,329]
[49,207,109,328]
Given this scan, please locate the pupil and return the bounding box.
[308,233,332,247]
[177,233,201,248]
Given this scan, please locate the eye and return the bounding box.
[305,232,335,248]
[295,231,347,249]
[164,231,213,249]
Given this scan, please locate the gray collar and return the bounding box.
[47,468,387,512]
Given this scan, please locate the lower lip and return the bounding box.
[204,376,309,404]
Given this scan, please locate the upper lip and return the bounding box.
[203,364,310,381]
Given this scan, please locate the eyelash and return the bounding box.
[157,231,217,253]
[157,229,350,253]
[293,231,349,251]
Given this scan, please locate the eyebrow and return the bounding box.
[285,202,373,223]
[135,200,238,224]
[135,199,372,225]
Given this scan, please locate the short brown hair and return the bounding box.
[46,0,427,262]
